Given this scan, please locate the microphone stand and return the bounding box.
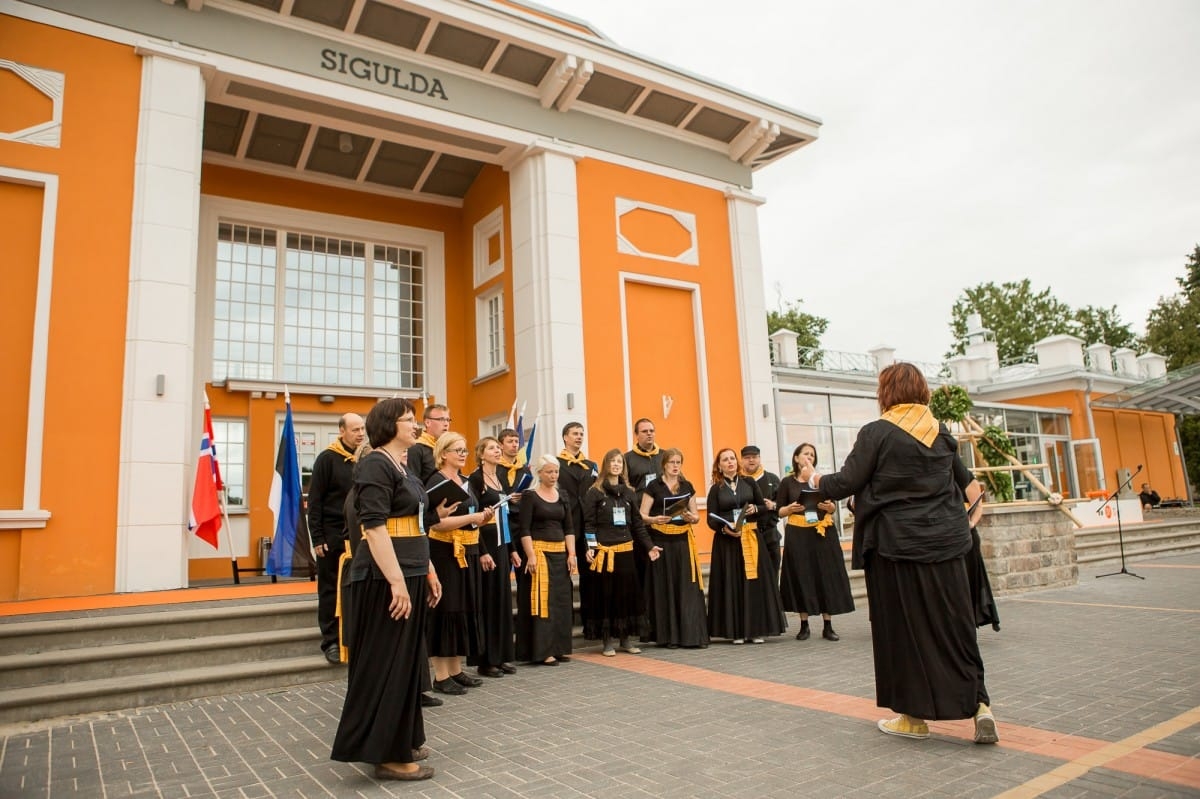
[1095,465,1144,580]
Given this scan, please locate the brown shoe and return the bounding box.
[374,763,434,781]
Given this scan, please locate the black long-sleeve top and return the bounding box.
[407,441,437,483]
[705,476,764,533]
[468,467,511,557]
[306,444,355,548]
[349,450,436,580]
[517,491,574,544]
[581,480,653,550]
[815,419,974,569]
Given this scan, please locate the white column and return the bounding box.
[115,54,205,592]
[725,187,780,472]
[508,142,587,456]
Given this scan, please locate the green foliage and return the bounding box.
[946,280,1074,362]
[929,385,973,423]
[1180,416,1200,498]
[1143,245,1200,371]
[767,298,829,352]
[977,424,1016,502]
[1072,305,1137,351]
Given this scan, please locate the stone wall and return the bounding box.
[977,504,1078,593]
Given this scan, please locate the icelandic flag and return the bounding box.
[267,393,302,576]
[188,422,222,549]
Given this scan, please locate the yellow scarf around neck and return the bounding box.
[881,403,939,448]
[327,439,357,462]
[559,449,590,467]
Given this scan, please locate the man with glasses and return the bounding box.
[409,404,451,482]
[625,418,663,495]
[307,412,365,663]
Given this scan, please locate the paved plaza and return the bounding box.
[1,553,1197,799]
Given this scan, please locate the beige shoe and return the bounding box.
[877,714,930,739]
[973,703,999,744]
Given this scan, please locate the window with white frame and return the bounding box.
[479,413,507,442]
[473,207,504,287]
[213,221,424,390]
[210,417,247,510]
[476,288,505,376]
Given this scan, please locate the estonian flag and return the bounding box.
[267,392,302,577]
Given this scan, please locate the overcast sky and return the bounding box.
[536,0,1200,364]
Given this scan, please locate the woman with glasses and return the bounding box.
[515,455,578,665]
[467,436,519,678]
[640,447,708,649]
[581,449,658,656]
[706,448,786,644]
[424,432,494,696]
[331,398,441,782]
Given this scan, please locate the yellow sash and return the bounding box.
[326,438,357,462]
[787,513,835,537]
[651,522,704,590]
[335,539,351,664]
[740,522,759,580]
[428,528,480,568]
[590,540,633,573]
[384,516,422,538]
[881,403,939,448]
[417,431,438,448]
[558,449,591,467]
[529,539,567,618]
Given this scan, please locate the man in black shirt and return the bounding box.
[624,418,663,494]
[1139,482,1161,512]
[409,404,451,481]
[741,445,782,583]
[307,412,365,663]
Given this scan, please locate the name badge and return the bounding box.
[805,510,819,524]
[418,502,426,534]
[586,532,598,547]
[612,506,627,526]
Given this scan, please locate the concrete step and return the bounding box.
[0,627,321,689]
[1075,520,1200,566]
[0,655,339,726]
[0,598,317,656]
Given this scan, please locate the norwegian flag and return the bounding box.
[188,424,222,549]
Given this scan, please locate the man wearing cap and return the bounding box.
[741,445,782,584]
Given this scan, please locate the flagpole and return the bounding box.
[220,489,241,585]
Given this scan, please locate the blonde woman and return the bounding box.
[467,436,519,677]
[425,432,493,695]
[514,455,578,665]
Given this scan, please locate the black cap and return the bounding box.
[740,445,760,457]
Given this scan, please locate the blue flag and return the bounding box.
[266,396,302,577]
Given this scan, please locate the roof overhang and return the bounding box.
[1091,362,1200,415]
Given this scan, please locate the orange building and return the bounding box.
[0,0,820,599]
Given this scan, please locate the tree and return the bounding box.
[1143,244,1200,371]
[946,280,1074,362]
[1071,305,1137,351]
[767,298,828,351]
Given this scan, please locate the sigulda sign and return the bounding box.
[320,49,448,101]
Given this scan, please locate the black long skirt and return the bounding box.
[706,528,787,640]
[969,528,1000,631]
[779,525,856,616]
[643,531,708,647]
[472,543,515,667]
[864,552,990,720]
[331,575,427,765]
[426,539,482,659]
[581,548,646,641]
[514,550,573,662]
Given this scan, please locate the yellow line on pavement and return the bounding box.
[990,706,1200,799]
[1007,598,1200,613]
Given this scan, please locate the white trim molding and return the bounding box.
[616,272,713,466]
[473,206,505,287]
[0,166,57,529]
[615,197,699,265]
[0,59,64,147]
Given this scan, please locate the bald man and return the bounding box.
[307,412,365,663]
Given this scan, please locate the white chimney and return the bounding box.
[1112,347,1139,377]
[946,355,972,385]
[868,345,896,372]
[770,328,799,368]
[1137,352,1168,380]
[1034,334,1085,371]
[963,312,999,375]
[1085,342,1113,373]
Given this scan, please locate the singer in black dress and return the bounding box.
[467,437,519,677]
[705,448,786,643]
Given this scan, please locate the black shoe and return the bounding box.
[796,626,811,641]
[323,645,341,664]
[822,627,840,642]
[499,662,517,674]
[477,665,504,678]
[433,678,465,695]
[556,655,571,662]
[450,671,483,687]
[420,693,443,708]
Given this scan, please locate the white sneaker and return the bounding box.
[731,638,745,645]
[750,637,765,644]
[973,703,999,744]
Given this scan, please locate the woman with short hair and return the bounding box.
[798,362,995,744]
[514,455,578,665]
